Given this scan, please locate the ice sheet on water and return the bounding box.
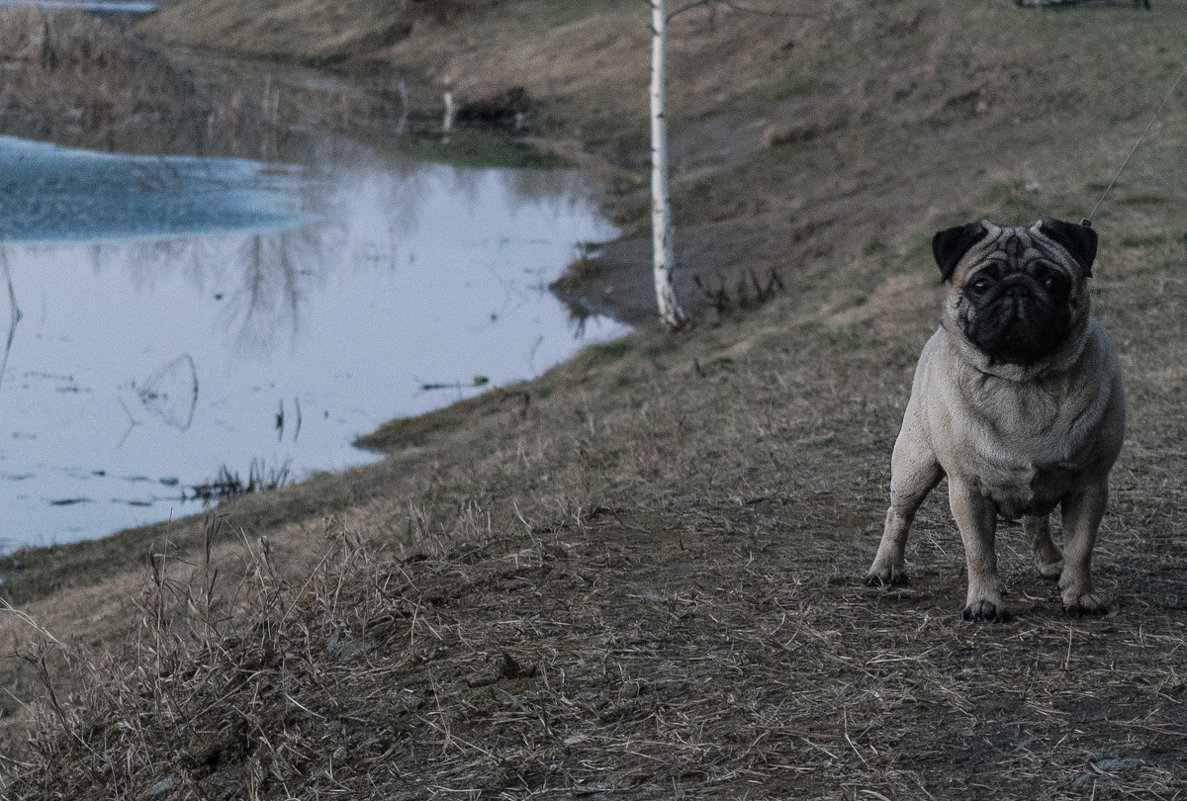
[0,136,309,242]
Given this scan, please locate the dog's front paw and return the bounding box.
[1063,593,1108,617]
[962,598,1009,623]
[1060,574,1108,616]
[864,565,909,587]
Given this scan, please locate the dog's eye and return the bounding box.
[967,277,992,294]
[1038,268,1067,292]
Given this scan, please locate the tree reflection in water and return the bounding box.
[231,230,318,351]
[111,225,324,354]
[0,243,22,391]
[0,133,623,548]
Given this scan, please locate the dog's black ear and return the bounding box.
[1039,218,1097,276]
[932,222,989,282]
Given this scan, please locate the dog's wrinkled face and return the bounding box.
[933,219,1098,366]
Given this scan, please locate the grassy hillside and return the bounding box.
[4,1,1187,798]
[137,0,406,61]
[137,0,506,63]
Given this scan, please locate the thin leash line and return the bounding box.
[1084,58,1187,225]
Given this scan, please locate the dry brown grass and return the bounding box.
[0,8,210,153]
[138,0,504,63]
[6,231,1187,797]
[3,0,1187,798]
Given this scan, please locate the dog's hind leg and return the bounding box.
[1024,514,1063,579]
[865,426,942,587]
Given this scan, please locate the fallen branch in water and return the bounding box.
[421,375,489,392]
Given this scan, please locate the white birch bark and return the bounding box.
[395,78,410,137]
[650,0,689,330]
[442,89,456,141]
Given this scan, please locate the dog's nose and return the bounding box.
[1001,281,1033,301]
[999,280,1035,321]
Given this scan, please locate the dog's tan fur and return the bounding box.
[865,219,1126,621]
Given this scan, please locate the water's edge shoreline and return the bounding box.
[0,10,660,591]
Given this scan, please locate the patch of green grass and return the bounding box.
[1118,194,1171,206]
[863,239,889,257]
[526,0,635,29]
[830,293,869,314]
[582,338,633,363]
[395,131,573,170]
[641,334,681,359]
[1119,233,1168,249]
[905,233,935,260]
[550,252,603,296]
[820,324,879,353]
[754,330,790,351]
[770,77,819,105]
[979,181,1046,222]
[722,70,818,118]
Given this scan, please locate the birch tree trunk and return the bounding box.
[650,0,689,330]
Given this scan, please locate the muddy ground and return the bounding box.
[2,1,1187,799]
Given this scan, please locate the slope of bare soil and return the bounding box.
[3,1,1187,799]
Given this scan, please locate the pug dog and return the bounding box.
[865,219,1125,621]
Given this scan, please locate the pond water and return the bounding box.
[0,134,622,552]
